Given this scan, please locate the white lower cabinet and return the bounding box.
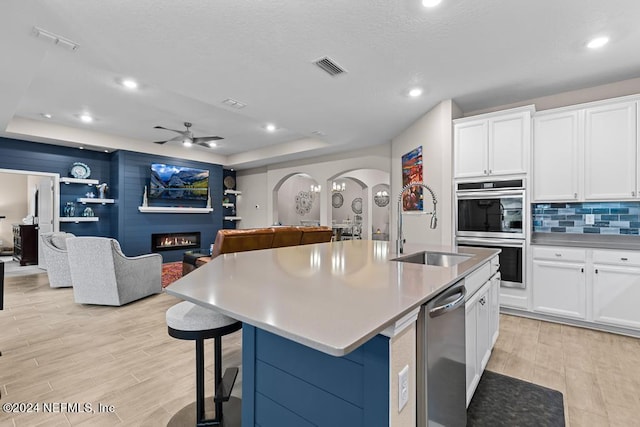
[592,264,640,330]
[531,246,640,333]
[532,260,586,319]
[465,268,500,407]
[489,273,500,346]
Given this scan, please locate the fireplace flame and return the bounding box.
[160,237,194,247]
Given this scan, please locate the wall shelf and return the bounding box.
[222,203,235,208]
[224,189,242,195]
[60,217,99,223]
[138,206,214,214]
[77,198,115,205]
[224,216,242,221]
[60,177,99,185]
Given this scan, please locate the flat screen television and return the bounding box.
[149,163,209,200]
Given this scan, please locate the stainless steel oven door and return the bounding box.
[456,237,525,289]
[456,189,525,239]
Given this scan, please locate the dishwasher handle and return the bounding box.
[428,284,466,318]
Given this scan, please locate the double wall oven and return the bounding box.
[456,179,526,289]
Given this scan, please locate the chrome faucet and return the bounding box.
[396,181,438,254]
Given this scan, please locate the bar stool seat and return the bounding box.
[167,301,242,427]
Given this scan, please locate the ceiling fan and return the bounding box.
[153,122,223,148]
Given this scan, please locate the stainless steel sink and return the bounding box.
[391,251,472,267]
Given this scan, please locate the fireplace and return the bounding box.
[151,232,201,252]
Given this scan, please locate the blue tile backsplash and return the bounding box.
[532,202,640,235]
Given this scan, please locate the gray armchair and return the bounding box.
[40,232,75,288]
[67,237,162,306]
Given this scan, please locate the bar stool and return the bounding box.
[166,301,242,426]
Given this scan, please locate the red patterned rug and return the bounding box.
[162,261,183,288]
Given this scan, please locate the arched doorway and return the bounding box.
[273,173,321,226]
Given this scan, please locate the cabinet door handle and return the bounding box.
[555,253,562,257]
[484,170,487,174]
[574,193,577,199]
[595,269,598,274]
[633,191,636,197]
[488,169,492,174]
[621,257,628,261]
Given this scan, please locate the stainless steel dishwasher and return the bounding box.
[417,280,467,427]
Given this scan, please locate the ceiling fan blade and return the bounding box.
[153,135,184,145]
[193,136,224,144]
[154,125,187,135]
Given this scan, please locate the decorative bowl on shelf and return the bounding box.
[70,162,91,179]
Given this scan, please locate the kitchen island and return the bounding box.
[166,240,499,426]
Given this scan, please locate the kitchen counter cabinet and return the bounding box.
[592,250,640,330]
[166,240,499,426]
[532,247,587,320]
[527,245,640,336]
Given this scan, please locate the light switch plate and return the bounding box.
[398,365,409,412]
[586,214,595,225]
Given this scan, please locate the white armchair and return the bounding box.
[67,237,162,306]
[40,232,75,288]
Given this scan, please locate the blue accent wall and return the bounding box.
[242,325,390,426]
[0,137,112,236]
[0,137,224,262]
[112,151,223,261]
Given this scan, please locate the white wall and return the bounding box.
[277,174,320,225]
[390,99,461,247]
[465,76,640,116]
[0,172,29,247]
[371,183,390,236]
[236,144,391,229]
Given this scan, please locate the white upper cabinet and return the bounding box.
[489,113,529,175]
[532,98,639,202]
[533,111,581,201]
[454,120,488,178]
[454,106,533,179]
[584,101,637,200]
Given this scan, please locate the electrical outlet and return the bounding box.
[586,214,595,225]
[398,365,409,412]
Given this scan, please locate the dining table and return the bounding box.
[331,223,354,241]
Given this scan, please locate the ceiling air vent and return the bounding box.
[313,57,346,77]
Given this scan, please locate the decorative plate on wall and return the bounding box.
[374,192,390,207]
[70,162,91,179]
[223,176,236,189]
[351,197,363,214]
[331,192,344,208]
[296,191,313,215]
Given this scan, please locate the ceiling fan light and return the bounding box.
[208,142,217,147]
[183,139,192,147]
[587,36,609,49]
[121,78,139,89]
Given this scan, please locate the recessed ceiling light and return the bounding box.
[121,78,138,89]
[587,36,609,49]
[80,114,93,123]
[79,146,84,150]
[208,142,217,148]
[409,87,423,97]
[104,150,109,153]
[266,123,277,132]
[41,113,52,119]
[422,0,442,8]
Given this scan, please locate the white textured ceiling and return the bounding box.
[2,0,640,169]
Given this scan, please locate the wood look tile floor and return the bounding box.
[0,273,241,426]
[488,314,640,427]
[1,273,639,426]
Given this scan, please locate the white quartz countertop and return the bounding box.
[165,240,498,356]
